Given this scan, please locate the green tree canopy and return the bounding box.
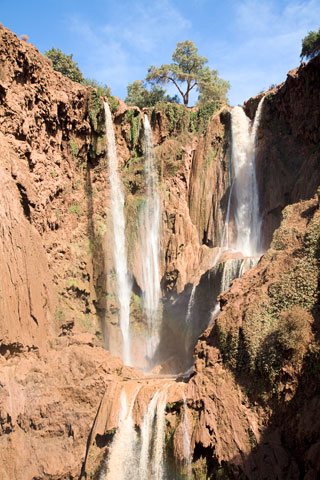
[45,47,83,83]
[146,40,230,106]
[82,78,111,97]
[300,28,320,60]
[125,80,179,108]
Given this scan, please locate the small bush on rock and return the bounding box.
[276,307,312,358]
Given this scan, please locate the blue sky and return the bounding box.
[1,0,320,105]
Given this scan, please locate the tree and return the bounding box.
[45,47,83,83]
[125,80,179,108]
[146,40,230,106]
[82,78,111,97]
[300,28,320,60]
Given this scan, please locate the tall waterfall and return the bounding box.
[184,285,197,354]
[231,97,264,257]
[140,114,161,360]
[104,102,131,365]
[104,387,168,480]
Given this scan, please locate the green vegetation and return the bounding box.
[153,100,221,139]
[69,138,79,158]
[68,204,83,217]
[124,109,141,147]
[146,40,230,106]
[45,47,83,82]
[88,89,102,131]
[216,203,319,395]
[82,78,110,97]
[125,80,179,109]
[300,28,320,60]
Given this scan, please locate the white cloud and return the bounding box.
[214,0,320,104]
[68,0,191,96]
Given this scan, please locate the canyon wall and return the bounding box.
[245,56,320,248]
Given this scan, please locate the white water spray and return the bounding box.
[182,393,192,478]
[184,285,197,353]
[105,386,168,480]
[220,258,243,293]
[104,388,140,480]
[231,98,264,257]
[141,114,161,360]
[104,102,131,365]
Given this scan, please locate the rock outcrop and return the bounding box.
[245,55,320,248]
[190,194,320,478]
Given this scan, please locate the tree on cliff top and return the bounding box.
[300,28,320,60]
[125,80,180,108]
[45,48,83,83]
[146,40,230,106]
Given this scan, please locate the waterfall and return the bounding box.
[151,389,168,479]
[140,114,161,360]
[182,393,192,478]
[184,285,197,353]
[139,388,168,479]
[231,98,264,257]
[104,386,168,480]
[104,102,132,365]
[103,388,140,480]
[220,258,243,293]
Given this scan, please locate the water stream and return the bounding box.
[103,387,140,480]
[104,386,168,480]
[182,393,192,478]
[104,102,132,365]
[140,114,161,361]
[231,98,264,257]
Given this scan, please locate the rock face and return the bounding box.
[0,171,54,351]
[0,24,320,480]
[245,55,320,248]
[191,195,320,478]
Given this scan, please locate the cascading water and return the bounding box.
[104,386,168,480]
[231,98,264,257]
[103,388,140,480]
[140,114,161,361]
[199,99,265,335]
[101,99,265,479]
[220,258,243,293]
[182,393,192,478]
[104,102,132,365]
[184,285,197,354]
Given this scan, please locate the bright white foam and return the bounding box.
[104,102,132,365]
[231,98,264,257]
[140,114,161,360]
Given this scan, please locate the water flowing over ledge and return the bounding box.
[104,102,132,365]
[140,114,161,362]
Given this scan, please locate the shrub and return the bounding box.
[125,80,179,109]
[69,138,79,158]
[300,28,320,60]
[125,109,141,146]
[68,204,83,217]
[276,307,312,357]
[45,47,83,83]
